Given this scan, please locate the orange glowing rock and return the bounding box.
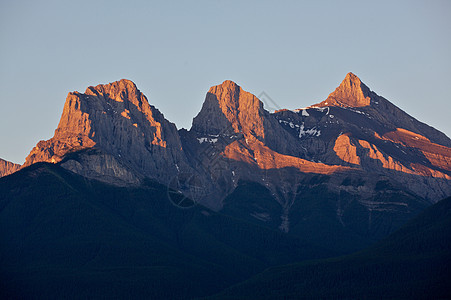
[0,158,20,178]
[333,134,361,165]
[376,128,451,172]
[314,72,371,108]
[24,80,178,173]
[223,137,353,175]
[358,139,415,174]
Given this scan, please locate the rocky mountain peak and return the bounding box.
[315,72,372,108]
[23,79,190,185]
[84,79,142,105]
[191,80,265,139]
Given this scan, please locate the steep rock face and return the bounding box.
[59,149,142,186]
[191,80,300,156]
[0,158,20,178]
[24,79,190,185]
[333,134,360,166]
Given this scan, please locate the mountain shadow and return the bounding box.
[211,195,451,299]
[0,162,335,299]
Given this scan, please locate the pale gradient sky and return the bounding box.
[1,0,450,164]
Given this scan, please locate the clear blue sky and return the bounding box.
[1,0,450,164]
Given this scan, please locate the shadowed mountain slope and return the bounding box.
[0,162,333,299]
[211,195,451,299]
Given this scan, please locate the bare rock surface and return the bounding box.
[24,79,191,185]
[0,158,20,178]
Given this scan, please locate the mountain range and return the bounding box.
[16,74,451,204]
[2,73,450,239]
[1,73,450,298]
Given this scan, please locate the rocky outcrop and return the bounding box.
[333,134,360,165]
[24,79,191,185]
[59,149,142,186]
[191,80,300,156]
[191,80,260,136]
[0,158,20,178]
